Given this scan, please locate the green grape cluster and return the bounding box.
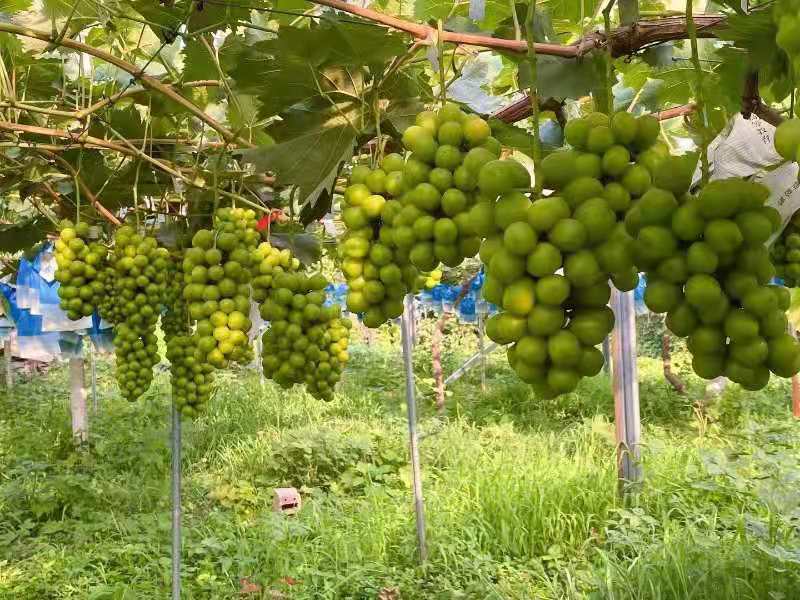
[393,104,501,271]
[631,177,800,389]
[478,111,664,398]
[251,241,301,303]
[54,220,108,320]
[106,226,171,401]
[774,0,800,79]
[259,270,352,401]
[773,119,800,163]
[340,162,421,328]
[182,207,260,369]
[166,334,214,417]
[770,210,800,286]
[162,253,191,338]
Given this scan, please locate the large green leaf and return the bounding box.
[181,39,217,82]
[518,54,600,100]
[0,217,50,253]
[240,106,358,211]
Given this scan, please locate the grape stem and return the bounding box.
[602,0,617,115]
[524,0,543,196]
[686,0,710,184]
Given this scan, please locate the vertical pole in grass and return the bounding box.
[3,338,12,389]
[89,338,98,414]
[171,398,182,599]
[477,311,487,392]
[401,294,428,563]
[611,289,642,493]
[69,357,89,443]
[602,336,611,375]
[791,328,800,418]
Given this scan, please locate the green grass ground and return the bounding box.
[1,325,800,599]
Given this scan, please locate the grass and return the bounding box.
[1,325,800,599]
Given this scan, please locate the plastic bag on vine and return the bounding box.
[693,113,800,239]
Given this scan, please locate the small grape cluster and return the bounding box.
[182,207,260,369]
[478,111,662,398]
[770,210,800,286]
[259,271,352,401]
[54,220,108,320]
[393,104,499,271]
[105,226,170,401]
[340,159,421,328]
[631,177,800,389]
[166,334,215,418]
[251,241,301,304]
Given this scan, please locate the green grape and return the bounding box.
[184,207,260,370]
[53,219,108,321]
[102,225,170,402]
[480,111,671,398]
[260,270,352,400]
[631,176,799,389]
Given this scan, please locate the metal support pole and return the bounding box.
[3,339,12,389]
[611,289,642,494]
[69,357,88,444]
[89,340,98,413]
[171,400,182,600]
[400,294,428,563]
[602,336,611,375]
[477,312,487,392]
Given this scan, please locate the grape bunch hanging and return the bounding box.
[54,220,108,320]
[182,207,260,369]
[631,177,800,389]
[773,119,800,164]
[259,270,352,401]
[770,210,800,287]
[340,158,422,328]
[479,111,662,398]
[103,226,170,401]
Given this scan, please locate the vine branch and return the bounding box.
[0,23,248,147]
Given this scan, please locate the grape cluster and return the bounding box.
[770,210,800,286]
[251,241,301,303]
[54,220,108,320]
[182,207,260,369]
[631,177,800,389]
[394,104,498,271]
[478,111,663,398]
[775,0,800,79]
[166,334,214,417]
[773,119,800,163]
[162,252,191,338]
[340,159,421,328]
[105,226,170,401]
[259,270,352,401]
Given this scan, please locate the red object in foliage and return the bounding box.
[256,210,285,232]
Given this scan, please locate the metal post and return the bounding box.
[477,312,487,392]
[602,336,611,374]
[611,289,642,494]
[400,294,428,563]
[791,328,800,419]
[69,357,88,443]
[89,339,98,413]
[171,400,182,600]
[3,339,12,389]
[618,0,640,26]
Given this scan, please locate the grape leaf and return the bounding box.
[518,54,600,100]
[0,217,50,253]
[181,39,217,82]
[268,231,322,265]
[240,107,358,211]
[0,0,33,12]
